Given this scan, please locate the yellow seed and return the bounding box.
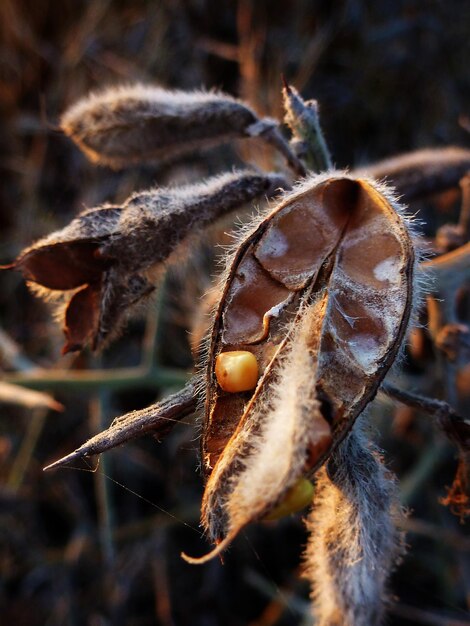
[215,350,259,393]
[263,478,314,521]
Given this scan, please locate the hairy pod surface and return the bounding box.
[61,85,258,168]
[186,173,415,563]
[9,171,282,353]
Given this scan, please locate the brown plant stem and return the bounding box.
[2,327,62,491]
[43,379,198,470]
[381,383,464,423]
[458,173,470,240]
[380,383,469,450]
[247,118,307,178]
[385,374,470,511]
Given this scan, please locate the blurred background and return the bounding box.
[1,1,470,624]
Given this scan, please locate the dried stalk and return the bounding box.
[381,383,470,451]
[44,379,198,470]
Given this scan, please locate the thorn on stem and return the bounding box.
[280,74,291,93]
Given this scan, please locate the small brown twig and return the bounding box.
[381,383,469,453]
[381,383,464,427]
[458,173,470,241]
[436,172,470,252]
[380,382,470,508]
[0,381,64,412]
[0,326,36,371]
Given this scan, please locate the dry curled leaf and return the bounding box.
[183,173,415,563]
[9,171,285,353]
[61,85,260,168]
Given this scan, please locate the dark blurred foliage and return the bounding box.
[1,1,469,625]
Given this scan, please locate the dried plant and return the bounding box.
[61,84,306,175]
[6,80,470,625]
[192,173,415,561]
[304,422,403,626]
[9,171,286,353]
[61,85,260,168]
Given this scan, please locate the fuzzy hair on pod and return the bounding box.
[200,300,327,550]
[99,171,286,273]
[11,170,286,353]
[304,421,404,626]
[61,84,260,168]
[185,171,417,566]
[282,83,332,172]
[357,146,470,201]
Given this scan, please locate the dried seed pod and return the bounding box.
[282,82,332,172]
[43,380,198,471]
[61,85,259,168]
[304,423,403,626]
[9,171,284,353]
[184,173,415,563]
[356,147,470,201]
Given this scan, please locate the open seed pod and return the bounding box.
[184,173,415,563]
